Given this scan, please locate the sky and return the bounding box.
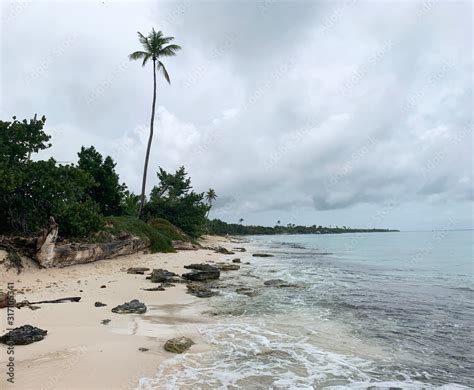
[1,0,472,231]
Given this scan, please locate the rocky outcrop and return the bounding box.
[149,269,177,283]
[214,246,235,255]
[186,283,218,298]
[0,325,47,345]
[172,240,199,250]
[263,279,302,288]
[217,263,240,271]
[232,258,241,263]
[127,267,150,274]
[111,299,147,314]
[233,247,246,252]
[236,287,259,297]
[182,264,220,281]
[164,336,195,353]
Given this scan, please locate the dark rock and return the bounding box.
[149,269,177,283]
[111,299,147,314]
[217,263,240,271]
[184,263,218,271]
[142,286,165,291]
[172,240,199,250]
[0,325,47,345]
[127,267,150,275]
[138,347,149,352]
[182,265,220,281]
[101,319,111,325]
[263,279,302,288]
[186,283,218,298]
[94,301,107,307]
[252,253,274,257]
[100,285,106,288]
[214,246,235,255]
[232,258,241,263]
[0,291,10,308]
[233,247,246,252]
[160,281,175,288]
[164,336,195,353]
[236,287,259,297]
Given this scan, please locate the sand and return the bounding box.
[0,235,240,389]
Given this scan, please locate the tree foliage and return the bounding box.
[143,166,209,237]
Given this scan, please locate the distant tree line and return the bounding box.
[207,219,399,236]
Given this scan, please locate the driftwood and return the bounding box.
[16,297,81,308]
[1,217,149,268]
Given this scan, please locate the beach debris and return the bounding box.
[0,325,47,345]
[172,240,199,250]
[101,319,111,325]
[236,287,259,297]
[142,286,165,291]
[216,263,240,271]
[233,247,246,252]
[182,264,220,281]
[127,267,150,275]
[186,283,218,298]
[94,301,107,307]
[232,258,241,263]
[138,347,149,352]
[16,297,81,308]
[263,279,302,288]
[214,246,235,255]
[148,269,177,283]
[111,299,147,314]
[252,253,274,257]
[164,336,195,353]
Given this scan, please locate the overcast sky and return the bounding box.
[1,0,472,230]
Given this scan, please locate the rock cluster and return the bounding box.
[111,299,147,314]
[186,283,218,298]
[214,247,235,255]
[0,325,47,345]
[182,264,220,281]
[149,269,178,283]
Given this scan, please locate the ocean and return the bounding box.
[138,231,473,389]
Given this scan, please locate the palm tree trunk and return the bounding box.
[138,58,157,217]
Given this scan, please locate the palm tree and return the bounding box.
[239,218,244,224]
[277,220,281,225]
[129,29,181,216]
[205,188,217,218]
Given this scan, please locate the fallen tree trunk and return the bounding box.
[1,217,149,268]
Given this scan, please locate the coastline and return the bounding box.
[0,235,238,390]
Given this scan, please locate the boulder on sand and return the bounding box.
[232,258,241,263]
[127,267,150,275]
[0,291,9,308]
[214,246,235,255]
[111,299,147,314]
[164,336,195,353]
[182,264,220,281]
[149,269,177,283]
[0,325,47,345]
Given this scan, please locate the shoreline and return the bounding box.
[0,235,240,390]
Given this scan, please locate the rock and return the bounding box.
[172,240,199,250]
[142,286,165,291]
[100,285,106,288]
[217,263,240,271]
[127,267,150,274]
[214,246,235,255]
[101,319,111,325]
[164,336,195,353]
[0,291,9,308]
[232,258,241,263]
[182,264,220,281]
[0,325,47,345]
[138,347,149,352]
[252,253,274,257]
[160,281,175,288]
[149,269,177,283]
[233,247,246,252]
[111,299,147,314]
[94,301,107,307]
[263,279,302,288]
[236,287,259,297]
[186,283,218,298]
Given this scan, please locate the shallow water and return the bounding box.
[138,231,473,389]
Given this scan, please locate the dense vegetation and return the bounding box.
[0,115,210,241]
[207,219,398,236]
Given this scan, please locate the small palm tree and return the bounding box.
[205,188,217,218]
[277,220,281,225]
[129,28,181,216]
[239,218,244,224]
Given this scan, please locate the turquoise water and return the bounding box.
[139,231,473,389]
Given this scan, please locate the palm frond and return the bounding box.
[128,50,148,61]
[137,31,152,53]
[159,44,182,57]
[158,61,171,84]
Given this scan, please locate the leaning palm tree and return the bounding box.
[129,28,181,216]
[205,188,217,218]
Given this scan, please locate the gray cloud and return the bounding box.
[0,0,472,230]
